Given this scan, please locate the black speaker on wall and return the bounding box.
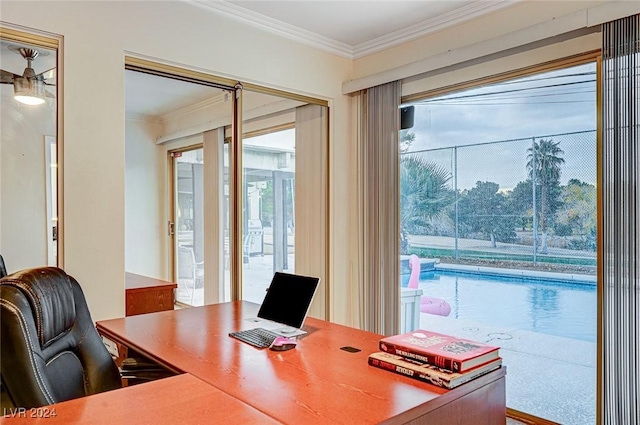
[400,106,415,130]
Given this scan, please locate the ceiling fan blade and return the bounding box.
[0,69,17,84]
[37,67,56,81]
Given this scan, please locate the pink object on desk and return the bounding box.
[270,337,297,351]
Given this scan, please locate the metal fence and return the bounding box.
[401,130,597,271]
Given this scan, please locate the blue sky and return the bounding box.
[404,62,597,190]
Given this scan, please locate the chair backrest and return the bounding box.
[0,255,7,279]
[0,267,121,408]
[177,245,196,279]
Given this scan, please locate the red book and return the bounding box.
[368,352,502,389]
[379,330,499,372]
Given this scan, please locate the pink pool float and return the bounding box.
[407,254,451,316]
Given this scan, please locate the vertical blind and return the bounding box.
[360,81,401,335]
[602,14,640,425]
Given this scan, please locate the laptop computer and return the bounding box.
[243,271,320,338]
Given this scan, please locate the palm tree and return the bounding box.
[400,155,454,253]
[526,139,565,254]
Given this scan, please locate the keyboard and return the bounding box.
[229,328,280,349]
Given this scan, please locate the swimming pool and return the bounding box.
[415,270,597,342]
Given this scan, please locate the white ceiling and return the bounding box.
[227,0,471,46]
[125,71,226,117]
[199,0,517,58]
[0,41,56,76]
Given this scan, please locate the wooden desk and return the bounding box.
[97,301,506,425]
[1,374,279,424]
[125,273,176,316]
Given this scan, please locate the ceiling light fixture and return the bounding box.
[14,76,46,105]
[1,47,53,106]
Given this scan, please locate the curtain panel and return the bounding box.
[359,81,401,335]
[203,128,226,304]
[295,104,329,320]
[601,14,640,425]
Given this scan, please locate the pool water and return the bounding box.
[416,270,597,342]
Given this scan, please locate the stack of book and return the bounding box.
[368,329,501,389]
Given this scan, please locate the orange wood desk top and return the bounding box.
[125,272,177,292]
[97,301,506,425]
[1,374,280,425]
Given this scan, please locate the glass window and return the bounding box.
[399,61,597,424]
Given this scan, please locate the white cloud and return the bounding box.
[403,62,597,190]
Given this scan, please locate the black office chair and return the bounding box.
[0,267,121,408]
[0,254,7,278]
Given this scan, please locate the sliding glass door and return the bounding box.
[170,133,230,307]
[398,59,598,424]
[124,60,328,315]
[172,147,205,305]
[241,91,297,304]
[125,64,233,307]
[239,89,328,318]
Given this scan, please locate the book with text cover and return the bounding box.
[368,352,502,389]
[379,330,499,372]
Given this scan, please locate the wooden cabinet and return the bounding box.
[125,273,176,316]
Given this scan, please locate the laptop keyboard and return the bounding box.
[229,328,280,349]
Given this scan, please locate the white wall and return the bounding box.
[0,94,55,273]
[124,117,168,280]
[1,1,353,321]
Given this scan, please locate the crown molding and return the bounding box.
[126,93,228,123]
[189,0,519,60]
[353,0,520,59]
[190,0,354,58]
[161,91,229,122]
[125,111,163,123]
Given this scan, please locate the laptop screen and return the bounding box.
[257,272,320,329]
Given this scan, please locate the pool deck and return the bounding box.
[417,261,597,424]
[410,234,596,261]
[435,262,596,284]
[421,313,596,425]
